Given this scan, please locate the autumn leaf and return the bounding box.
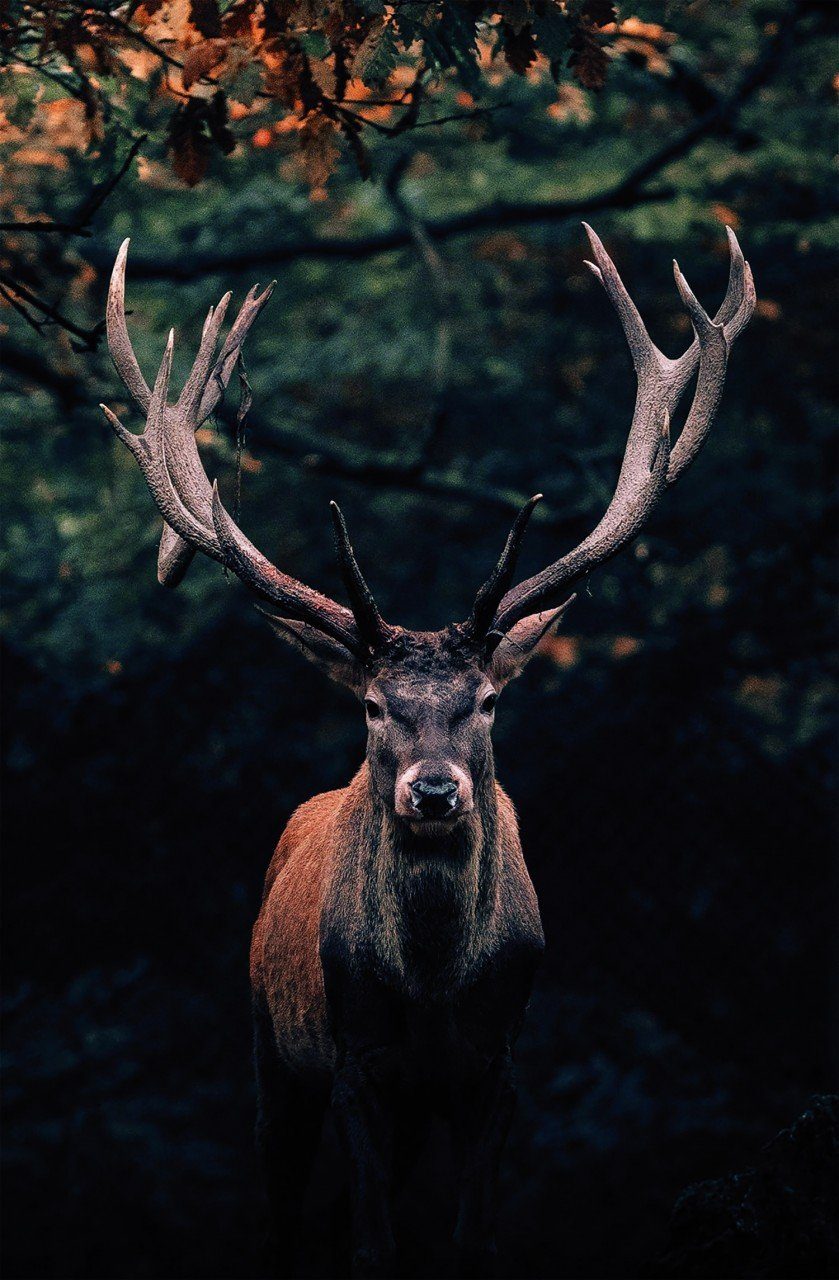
[167,94,234,185]
[352,20,398,83]
[189,0,222,37]
[2,0,621,188]
[182,38,229,91]
[578,0,616,27]
[502,22,537,76]
[170,127,209,186]
[298,115,340,187]
[497,0,531,37]
[569,22,609,91]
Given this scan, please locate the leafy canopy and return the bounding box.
[4,1,668,186]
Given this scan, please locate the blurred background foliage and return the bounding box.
[2,1,838,1277]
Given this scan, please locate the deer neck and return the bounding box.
[349,763,502,1000]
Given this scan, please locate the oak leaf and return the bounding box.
[502,22,537,75]
[569,23,609,90]
[189,0,222,36]
[170,128,208,185]
[182,38,229,90]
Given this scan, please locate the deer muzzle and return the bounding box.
[395,763,473,825]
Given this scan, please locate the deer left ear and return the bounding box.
[487,597,575,688]
[262,613,367,696]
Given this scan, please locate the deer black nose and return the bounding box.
[410,777,459,819]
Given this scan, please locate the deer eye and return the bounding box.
[480,692,498,714]
[364,699,383,720]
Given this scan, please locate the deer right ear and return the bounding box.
[487,597,576,688]
[262,614,367,696]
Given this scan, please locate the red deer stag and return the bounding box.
[101,226,754,1278]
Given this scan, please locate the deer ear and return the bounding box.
[262,614,367,696]
[487,598,575,688]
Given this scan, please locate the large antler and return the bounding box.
[473,224,755,639]
[102,240,389,660]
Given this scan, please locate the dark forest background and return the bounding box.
[2,1,837,1277]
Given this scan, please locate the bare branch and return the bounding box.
[0,135,146,238]
[383,153,453,470]
[0,272,105,350]
[211,403,595,534]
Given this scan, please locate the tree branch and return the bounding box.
[383,151,453,470]
[116,6,797,282]
[108,185,675,279]
[210,404,595,534]
[0,274,105,350]
[0,134,146,237]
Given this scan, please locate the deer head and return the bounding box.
[101,227,754,831]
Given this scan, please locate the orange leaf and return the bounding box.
[755,298,782,322]
[711,202,741,229]
[182,37,228,90]
[539,635,580,669]
[611,636,642,660]
[171,130,208,185]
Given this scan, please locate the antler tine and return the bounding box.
[177,292,232,420]
[105,238,151,413]
[158,523,194,588]
[329,502,391,654]
[103,330,219,558]
[583,223,660,375]
[665,262,729,485]
[198,281,276,424]
[102,244,370,659]
[492,408,672,636]
[489,226,755,636]
[672,226,754,390]
[104,240,277,587]
[469,494,543,640]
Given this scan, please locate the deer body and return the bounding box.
[101,227,754,1277]
[250,640,545,1274]
[252,766,539,1083]
[251,765,542,1275]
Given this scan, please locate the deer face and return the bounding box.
[361,635,493,830]
[264,613,573,831]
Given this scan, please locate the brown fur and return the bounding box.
[250,765,531,1083]
[249,624,552,1277]
[251,789,341,1079]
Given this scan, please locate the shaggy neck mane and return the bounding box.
[341,763,502,999]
